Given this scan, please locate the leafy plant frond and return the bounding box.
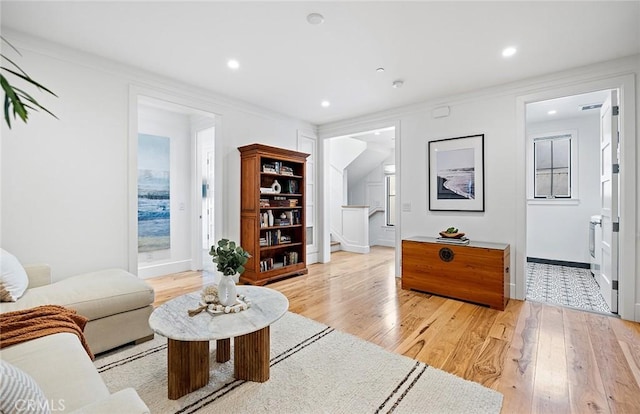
[1,36,57,129]
[209,238,251,276]
[1,36,21,56]
[1,67,57,96]
[1,54,29,77]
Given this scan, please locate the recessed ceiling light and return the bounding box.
[502,47,517,57]
[307,13,324,25]
[374,131,381,135]
[227,59,240,69]
[376,67,385,73]
[392,80,404,88]
[548,110,557,115]
[321,100,330,108]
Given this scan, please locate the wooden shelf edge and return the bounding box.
[240,265,308,286]
[259,242,303,251]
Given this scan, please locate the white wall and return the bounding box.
[526,114,601,264]
[319,55,639,321]
[137,105,192,277]
[329,137,366,170]
[0,35,314,281]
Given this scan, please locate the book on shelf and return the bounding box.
[262,163,277,173]
[286,179,299,194]
[435,237,470,245]
[280,166,294,176]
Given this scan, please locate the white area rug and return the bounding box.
[96,312,503,413]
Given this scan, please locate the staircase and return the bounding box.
[330,234,341,252]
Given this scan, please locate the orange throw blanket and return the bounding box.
[0,305,94,360]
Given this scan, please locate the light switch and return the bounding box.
[402,202,411,212]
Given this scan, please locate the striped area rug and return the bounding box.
[96,312,502,413]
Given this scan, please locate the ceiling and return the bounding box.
[526,90,611,124]
[2,1,639,125]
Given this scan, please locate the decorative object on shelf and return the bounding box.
[208,239,251,306]
[271,179,282,194]
[187,285,252,316]
[428,134,485,212]
[437,227,469,244]
[438,227,465,239]
[268,210,274,227]
[436,236,470,245]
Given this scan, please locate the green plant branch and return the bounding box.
[1,36,57,129]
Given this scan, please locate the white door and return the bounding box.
[599,90,619,313]
[197,127,215,273]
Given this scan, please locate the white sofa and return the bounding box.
[1,332,150,413]
[0,264,155,354]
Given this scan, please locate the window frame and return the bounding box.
[533,134,572,199]
[527,129,579,203]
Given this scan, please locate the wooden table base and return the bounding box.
[216,338,230,362]
[167,339,209,400]
[234,326,270,382]
[165,327,271,399]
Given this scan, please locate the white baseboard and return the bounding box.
[138,260,192,279]
[341,244,370,254]
[371,239,395,248]
[307,252,318,265]
[635,303,640,322]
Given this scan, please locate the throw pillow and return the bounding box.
[0,249,29,302]
[0,360,51,414]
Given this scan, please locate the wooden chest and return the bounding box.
[401,237,510,310]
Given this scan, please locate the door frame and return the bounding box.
[192,121,217,271]
[515,74,637,321]
[128,85,223,276]
[318,120,402,276]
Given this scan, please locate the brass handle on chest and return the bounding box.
[439,247,454,262]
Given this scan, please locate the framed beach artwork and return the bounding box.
[138,134,171,252]
[428,134,485,212]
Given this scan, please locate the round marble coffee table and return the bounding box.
[149,285,288,400]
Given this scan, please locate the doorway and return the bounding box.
[324,126,398,270]
[134,95,217,278]
[524,90,617,315]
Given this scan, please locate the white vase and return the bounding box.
[271,180,281,194]
[218,274,237,306]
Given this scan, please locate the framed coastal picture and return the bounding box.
[428,134,485,212]
[138,134,171,252]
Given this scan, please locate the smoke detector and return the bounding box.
[307,13,324,25]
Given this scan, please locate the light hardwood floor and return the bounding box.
[147,247,640,414]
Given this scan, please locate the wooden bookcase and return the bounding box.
[238,143,309,285]
[401,236,510,310]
